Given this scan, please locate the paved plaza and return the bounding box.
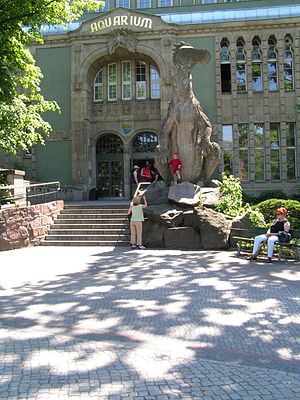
[0,246,300,399]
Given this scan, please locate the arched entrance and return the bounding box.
[132,132,158,165]
[96,134,124,197]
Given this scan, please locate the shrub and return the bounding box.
[257,189,287,203]
[215,173,244,217]
[253,198,300,227]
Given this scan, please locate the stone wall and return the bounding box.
[0,200,64,251]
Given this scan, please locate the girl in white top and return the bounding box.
[128,195,147,250]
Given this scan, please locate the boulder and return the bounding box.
[193,208,231,249]
[164,227,201,249]
[201,187,220,207]
[168,182,201,206]
[144,181,169,205]
[143,221,165,248]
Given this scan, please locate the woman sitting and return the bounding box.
[249,207,290,263]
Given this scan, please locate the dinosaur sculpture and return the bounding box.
[155,42,221,184]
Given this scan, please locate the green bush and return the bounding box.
[257,189,287,203]
[215,173,244,217]
[253,199,300,228]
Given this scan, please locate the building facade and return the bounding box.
[2,0,300,199]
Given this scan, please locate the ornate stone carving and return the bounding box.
[155,42,221,184]
[107,29,137,55]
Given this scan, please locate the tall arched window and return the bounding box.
[220,39,231,93]
[236,38,247,92]
[267,36,278,91]
[251,37,262,92]
[284,35,294,91]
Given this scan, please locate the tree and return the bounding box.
[0,0,104,154]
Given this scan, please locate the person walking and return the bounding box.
[128,195,147,250]
[249,207,290,263]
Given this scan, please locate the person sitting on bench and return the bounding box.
[249,207,290,263]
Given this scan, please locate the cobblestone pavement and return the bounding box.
[0,246,300,399]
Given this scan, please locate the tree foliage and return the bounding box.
[0,0,104,154]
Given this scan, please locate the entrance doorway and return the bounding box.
[96,134,124,197]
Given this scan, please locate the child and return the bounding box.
[169,152,182,184]
[128,195,148,250]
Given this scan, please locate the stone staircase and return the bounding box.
[41,204,130,246]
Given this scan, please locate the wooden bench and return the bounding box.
[232,227,300,261]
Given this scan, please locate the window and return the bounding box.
[251,37,262,92]
[267,37,278,91]
[136,61,146,99]
[238,124,249,180]
[150,66,160,99]
[93,61,160,102]
[220,39,231,93]
[222,125,233,175]
[286,123,297,180]
[284,36,294,91]
[132,132,158,153]
[94,69,103,102]
[253,124,265,180]
[270,123,281,180]
[108,63,117,101]
[137,0,151,7]
[116,0,130,7]
[236,39,247,92]
[122,61,131,100]
[158,0,173,5]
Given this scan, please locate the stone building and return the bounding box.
[1,0,300,199]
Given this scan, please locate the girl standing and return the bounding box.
[128,195,147,249]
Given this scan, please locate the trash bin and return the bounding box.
[89,188,98,201]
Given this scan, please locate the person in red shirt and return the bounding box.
[169,153,182,184]
[140,161,152,182]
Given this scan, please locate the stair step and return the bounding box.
[41,240,130,246]
[61,209,128,215]
[45,234,130,241]
[53,223,128,229]
[49,229,130,235]
[57,214,128,220]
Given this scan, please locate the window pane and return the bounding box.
[236,63,247,91]
[284,60,294,90]
[137,0,151,7]
[222,125,233,175]
[286,123,295,147]
[254,124,264,147]
[116,0,130,7]
[239,149,249,180]
[136,81,146,99]
[270,124,280,148]
[150,66,160,99]
[252,62,262,91]
[268,62,278,91]
[122,61,131,100]
[159,0,172,6]
[94,69,103,101]
[287,148,296,180]
[254,150,265,180]
[108,64,117,101]
[270,149,280,180]
[238,124,248,147]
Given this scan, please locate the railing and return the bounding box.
[0,181,61,208]
[133,182,152,198]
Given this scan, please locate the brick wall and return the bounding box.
[0,200,64,251]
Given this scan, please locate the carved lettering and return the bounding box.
[113,16,121,26]
[121,15,128,25]
[104,18,112,28]
[90,14,153,33]
[140,18,152,29]
[90,22,98,33]
[133,16,141,26]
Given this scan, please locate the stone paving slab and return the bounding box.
[0,246,300,399]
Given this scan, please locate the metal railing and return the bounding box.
[0,181,61,208]
[133,182,152,198]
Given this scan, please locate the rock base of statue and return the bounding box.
[143,181,231,250]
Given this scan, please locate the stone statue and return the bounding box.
[155,42,221,184]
